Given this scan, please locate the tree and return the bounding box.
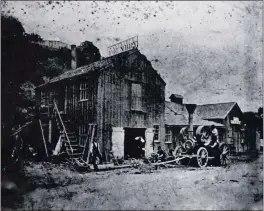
[77,41,101,66]
[1,15,40,139]
[1,15,102,157]
[25,33,43,43]
[37,46,71,79]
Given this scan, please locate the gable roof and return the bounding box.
[165,101,224,127]
[195,102,238,120]
[38,48,165,88]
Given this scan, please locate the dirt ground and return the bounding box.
[3,154,263,210]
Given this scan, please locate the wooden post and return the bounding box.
[82,125,91,159]
[64,85,68,114]
[39,119,49,157]
[48,119,52,143]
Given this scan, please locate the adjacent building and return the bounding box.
[196,101,245,153]
[38,40,71,50]
[165,94,245,154]
[165,94,225,152]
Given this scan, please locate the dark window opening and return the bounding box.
[165,127,172,143]
[124,128,146,159]
[153,125,159,140]
[80,81,89,101]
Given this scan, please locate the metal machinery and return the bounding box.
[172,104,230,168]
[173,125,230,168]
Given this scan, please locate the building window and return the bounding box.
[131,83,143,111]
[153,125,159,140]
[80,81,89,101]
[165,127,172,143]
[41,90,49,105]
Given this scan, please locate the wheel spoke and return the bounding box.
[220,145,230,166]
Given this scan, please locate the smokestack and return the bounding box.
[71,44,77,69]
[185,104,197,138]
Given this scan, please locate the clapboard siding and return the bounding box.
[37,49,166,161]
[96,57,165,160]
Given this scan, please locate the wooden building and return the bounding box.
[165,95,225,152]
[196,101,245,153]
[35,47,166,161]
[165,94,245,154]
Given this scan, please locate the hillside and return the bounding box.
[1,14,101,173]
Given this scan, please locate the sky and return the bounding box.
[2,1,263,112]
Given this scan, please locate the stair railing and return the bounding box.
[53,100,73,154]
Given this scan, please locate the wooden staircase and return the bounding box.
[53,101,83,160]
[38,101,98,170]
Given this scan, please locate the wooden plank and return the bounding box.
[48,119,52,143]
[64,85,68,114]
[93,164,132,171]
[39,119,49,157]
[82,125,92,160]
[11,121,33,136]
[87,125,96,163]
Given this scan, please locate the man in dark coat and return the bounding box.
[157,146,166,162]
[90,140,102,170]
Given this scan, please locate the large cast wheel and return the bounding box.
[173,146,184,165]
[197,147,209,168]
[220,144,230,167]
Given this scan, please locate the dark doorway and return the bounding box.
[124,128,146,159]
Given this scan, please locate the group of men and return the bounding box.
[134,136,168,162]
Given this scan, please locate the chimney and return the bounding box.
[185,104,197,138]
[71,44,77,69]
[169,94,183,104]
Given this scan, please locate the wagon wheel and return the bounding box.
[173,146,184,165]
[197,147,209,168]
[220,144,230,167]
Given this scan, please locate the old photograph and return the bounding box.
[1,1,263,210]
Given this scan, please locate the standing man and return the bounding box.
[90,139,102,170]
[204,125,219,147]
[209,125,221,166]
[135,136,146,158]
[157,146,166,162]
[210,125,220,147]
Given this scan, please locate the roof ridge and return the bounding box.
[198,102,236,106]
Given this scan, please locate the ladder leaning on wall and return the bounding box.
[72,124,97,169]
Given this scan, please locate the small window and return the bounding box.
[41,90,49,105]
[153,125,159,140]
[131,83,143,111]
[80,81,89,101]
[165,127,172,143]
[50,90,56,103]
